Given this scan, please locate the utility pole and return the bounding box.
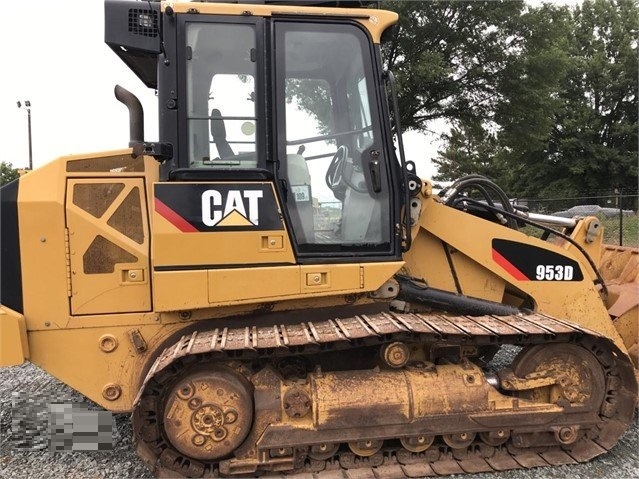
[17,100,33,170]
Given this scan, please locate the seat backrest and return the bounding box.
[210,109,234,159]
[285,154,315,243]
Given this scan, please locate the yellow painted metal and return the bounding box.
[613,307,638,370]
[208,266,300,304]
[562,217,604,266]
[18,158,70,331]
[599,244,639,369]
[401,222,505,303]
[10,151,160,407]
[0,306,29,366]
[17,150,159,331]
[154,262,402,310]
[305,363,557,430]
[26,299,397,412]
[164,2,399,43]
[152,182,296,268]
[153,227,296,267]
[406,195,626,350]
[66,178,151,315]
[154,270,210,312]
[27,321,187,412]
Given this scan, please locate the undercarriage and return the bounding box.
[133,311,637,477]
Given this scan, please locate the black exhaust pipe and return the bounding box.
[114,85,144,147]
[396,275,521,316]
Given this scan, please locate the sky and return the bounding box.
[1,1,159,171]
[1,0,581,178]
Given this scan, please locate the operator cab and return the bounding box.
[105,1,402,259]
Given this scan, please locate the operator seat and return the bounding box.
[286,154,315,243]
[339,156,384,243]
[210,109,234,159]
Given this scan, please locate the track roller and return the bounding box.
[348,439,383,456]
[443,432,476,449]
[400,435,435,452]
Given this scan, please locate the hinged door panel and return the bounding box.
[66,179,151,315]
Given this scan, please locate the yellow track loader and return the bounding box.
[0,1,636,477]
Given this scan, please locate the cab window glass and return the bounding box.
[277,23,391,253]
[186,23,258,168]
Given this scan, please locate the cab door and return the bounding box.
[274,20,398,259]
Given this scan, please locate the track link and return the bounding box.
[133,311,637,478]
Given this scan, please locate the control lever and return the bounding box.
[369,153,382,193]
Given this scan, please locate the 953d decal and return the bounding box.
[492,238,583,282]
[154,183,284,232]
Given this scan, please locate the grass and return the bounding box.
[600,214,639,247]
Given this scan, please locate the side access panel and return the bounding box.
[66,178,151,315]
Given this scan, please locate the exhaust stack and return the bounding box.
[114,85,144,147]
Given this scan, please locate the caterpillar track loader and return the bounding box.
[1,1,637,477]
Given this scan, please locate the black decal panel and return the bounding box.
[154,183,284,232]
[0,179,23,313]
[492,239,583,282]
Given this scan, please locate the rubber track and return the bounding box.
[134,311,638,478]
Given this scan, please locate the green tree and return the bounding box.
[433,119,503,181]
[491,3,575,196]
[432,0,638,197]
[0,162,19,186]
[549,0,638,194]
[381,0,525,132]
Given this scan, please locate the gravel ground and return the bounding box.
[1,353,637,479]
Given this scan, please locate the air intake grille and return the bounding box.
[128,9,159,38]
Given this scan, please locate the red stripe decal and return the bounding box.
[154,198,198,233]
[492,249,529,281]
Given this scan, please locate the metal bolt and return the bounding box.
[99,334,118,353]
[192,435,206,446]
[102,383,122,401]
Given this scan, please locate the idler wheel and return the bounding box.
[512,343,606,409]
[162,366,253,461]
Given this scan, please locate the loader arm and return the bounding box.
[401,187,626,350]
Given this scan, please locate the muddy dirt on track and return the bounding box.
[1,357,637,479]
